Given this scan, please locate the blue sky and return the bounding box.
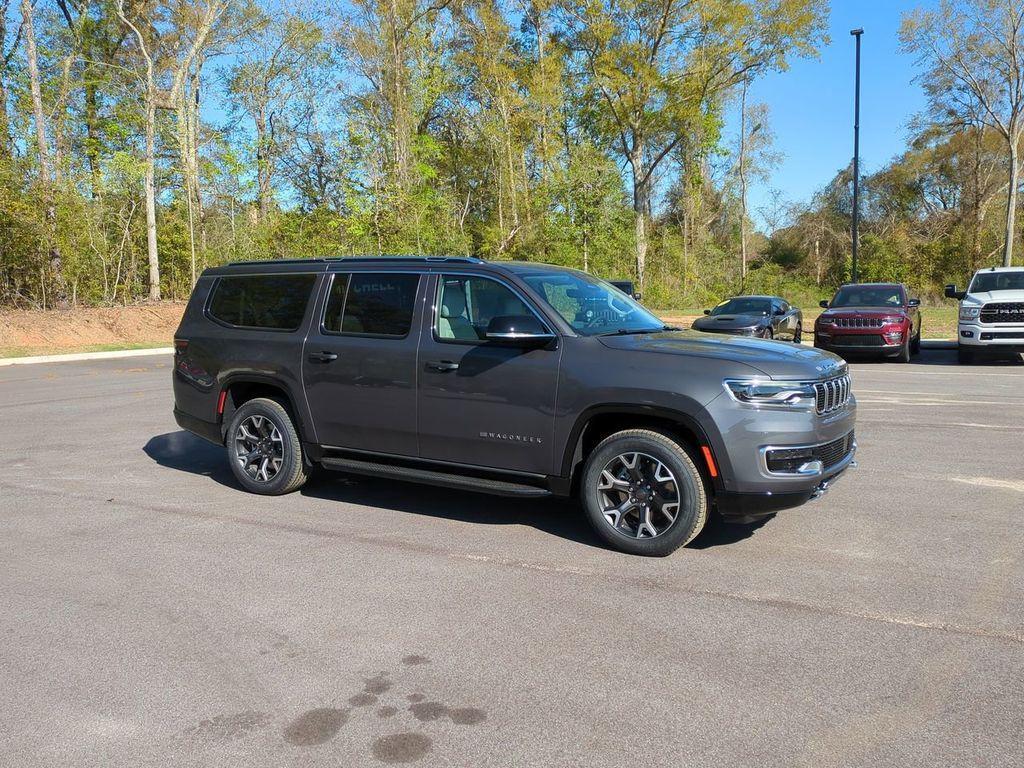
[733,0,935,230]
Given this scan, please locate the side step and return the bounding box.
[319,456,552,498]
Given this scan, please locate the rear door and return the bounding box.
[302,270,426,455]
[416,272,561,475]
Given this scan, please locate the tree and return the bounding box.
[228,12,324,222]
[559,0,826,289]
[902,0,1024,267]
[116,0,229,299]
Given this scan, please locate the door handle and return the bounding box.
[426,360,459,372]
[308,351,338,363]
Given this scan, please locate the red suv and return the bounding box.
[814,283,922,362]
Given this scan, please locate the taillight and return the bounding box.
[174,338,189,354]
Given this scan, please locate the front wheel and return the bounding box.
[226,397,309,495]
[957,346,976,365]
[894,338,911,363]
[580,430,708,556]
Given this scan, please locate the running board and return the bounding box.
[319,456,552,498]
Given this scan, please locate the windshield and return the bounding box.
[520,270,664,336]
[830,285,903,308]
[969,271,1024,293]
[710,298,771,316]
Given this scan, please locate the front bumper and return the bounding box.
[814,330,907,354]
[958,322,1024,349]
[716,457,856,522]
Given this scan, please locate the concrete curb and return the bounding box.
[0,347,173,367]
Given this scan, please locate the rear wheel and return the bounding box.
[580,430,708,557]
[226,397,309,495]
[911,332,921,354]
[793,324,803,344]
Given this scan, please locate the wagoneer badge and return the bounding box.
[480,431,544,444]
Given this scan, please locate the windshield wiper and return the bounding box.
[597,327,666,336]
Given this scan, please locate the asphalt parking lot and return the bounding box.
[1,350,1022,767]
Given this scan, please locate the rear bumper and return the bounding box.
[174,407,223,446]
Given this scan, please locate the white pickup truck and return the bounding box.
[946,267,1024,364]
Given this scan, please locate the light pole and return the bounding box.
[851,28,863,283]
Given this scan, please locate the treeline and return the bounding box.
[0,0,1021,311]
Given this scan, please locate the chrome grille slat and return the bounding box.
[813,374,852,415]
[979,302,1024,324]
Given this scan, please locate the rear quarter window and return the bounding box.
[207,274,317,331]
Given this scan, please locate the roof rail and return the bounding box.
[227,255,485,267]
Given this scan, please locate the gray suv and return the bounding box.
[173,257,857,556]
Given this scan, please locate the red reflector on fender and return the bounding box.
[217,390,227,416]
[701,446,718,478]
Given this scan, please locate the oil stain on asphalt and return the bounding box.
[270,656,488,760]
[371,732,433,763]
[282,707,350,746]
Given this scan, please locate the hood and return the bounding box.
[598,329,846,380]
[963,289,1024,306]
[691,313,768,331]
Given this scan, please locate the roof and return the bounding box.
[974,266,1024,273]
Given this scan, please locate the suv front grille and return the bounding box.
[832,317,884,328]
[814,375,852,415]
[765,431,856,474]
[980,302,1024,324]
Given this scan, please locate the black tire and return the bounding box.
[911,332,921,355]
[580,429,708,557]
[225,397,309,495]
[957,346,975,365]
[793,324,803,344]
[763,327,774,340]
[894,338,911,363]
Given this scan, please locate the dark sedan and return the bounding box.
[691,296,803,342]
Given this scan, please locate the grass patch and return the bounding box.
[0,340,171,359]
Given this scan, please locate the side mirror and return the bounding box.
[774,307,786,316]
[944,284,966,300]
[819,300,830,309]
[703,309,711,315]
[633,291,642,301]
[485,315,555,347]
[907,298,921,307]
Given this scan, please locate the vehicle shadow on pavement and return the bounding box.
[144,430,767,552]
[143,430,608,550]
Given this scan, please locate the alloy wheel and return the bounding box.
[233,414,285,483]
[596,452,681,539]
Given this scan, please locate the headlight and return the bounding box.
[723,379,817,410]
[881,316,905,325]
[959,306,981,321]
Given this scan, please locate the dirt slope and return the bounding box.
[0,302,186,357]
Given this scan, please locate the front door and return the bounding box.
[417,273,561,475]
[303,271,425,455]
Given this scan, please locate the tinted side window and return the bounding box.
[208,274,316,330]
[324,273,419,336]
[436,275,538,342]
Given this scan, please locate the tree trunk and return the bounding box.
[630,144,649,290]
[143,82,160,300]
[738,80,748,288]
[1003,137,1019,268]
[22,0,51,183]
[256,110,272,222]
